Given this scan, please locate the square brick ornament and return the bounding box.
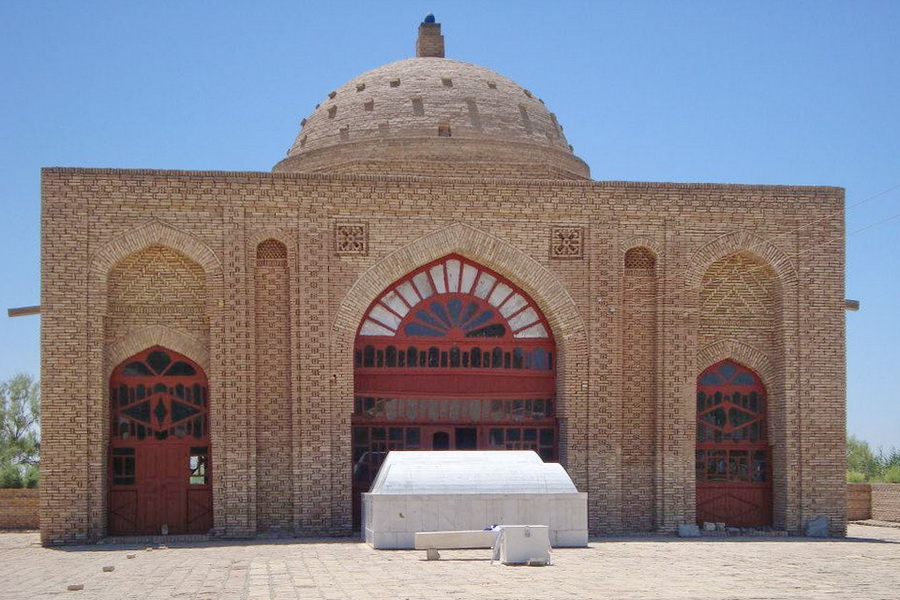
[335,223,368,255]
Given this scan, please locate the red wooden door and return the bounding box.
[696,360,772,527]
[139,444,187,534]
[108,347,212,536]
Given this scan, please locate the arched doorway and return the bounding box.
[352,255,557,525]
[108,346,212,535]
[695,360,772,527]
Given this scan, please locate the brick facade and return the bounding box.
[0,489,40,530]
[39,168,846,544]
[37,17,846,544]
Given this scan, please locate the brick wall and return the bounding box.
[871,484,900,522]
[0,489,40,529]
[847,483,871,520]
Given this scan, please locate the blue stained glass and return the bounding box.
[415,308,446,330]
[700,373,722,386]
[405,323,447,337]
[154,399,168,427]
[430,301,453,328]
[463,309,494,331]
[734,373,755,385]
[446,297,463,323]
[719,363,737,380]
[459,302,480,327]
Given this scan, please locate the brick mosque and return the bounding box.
[39,16,847,544]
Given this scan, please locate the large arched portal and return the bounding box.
[696,360,772,527]
[108,346,212,535]
[352,255,557,524]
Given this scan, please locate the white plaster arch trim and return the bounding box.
[618,236,663,257]
[90,219,222,277]
[687,230,797,290]
[696,338,776,391]
[105,325,209,378]
[333,222,585,342]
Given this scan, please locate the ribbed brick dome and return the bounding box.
[273,19,590,179]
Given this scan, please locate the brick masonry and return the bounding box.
[39,166,847,544]
[0,489,39,529]
[870,484,900,521]
[847,483,872,520]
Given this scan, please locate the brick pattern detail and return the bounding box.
[550,227,584,259]
[871,484,900,522]
[621,247,657,531]
[254,239,293,532]
[335,223,368,255]
[701,251,778,333]
[0,489,39,529]
[39,168,846,542]
[107,245,209,345]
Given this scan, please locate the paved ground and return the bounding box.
[1,525,899,600]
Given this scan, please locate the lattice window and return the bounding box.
[256,239,287,266]
[550,227,584,259]
[696,360,769,483]
[110,347,208,443]
[335,223,368,255]
[624,247,656,270]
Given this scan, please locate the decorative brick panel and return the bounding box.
[334,223,368,255]
[550,226,584,259]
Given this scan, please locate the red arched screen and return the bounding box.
[695,360,772,527]
[108,346,212,535]
[352,255,557,523]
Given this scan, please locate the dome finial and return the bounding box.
[416,15,444,58]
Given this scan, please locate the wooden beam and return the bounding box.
[7,305,41,317]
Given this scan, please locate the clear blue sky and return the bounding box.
[1,2,898,449]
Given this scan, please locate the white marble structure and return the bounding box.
[362,451,588,549]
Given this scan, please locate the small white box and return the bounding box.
[496,525,551,565]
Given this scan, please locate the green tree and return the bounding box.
[846,434,882,481]
[0,373,40,487]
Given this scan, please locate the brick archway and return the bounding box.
[351,254,558,526]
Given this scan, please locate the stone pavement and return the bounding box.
[1,525,898,600]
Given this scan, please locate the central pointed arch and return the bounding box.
[351,254,558,527]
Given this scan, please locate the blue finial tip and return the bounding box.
[423,13,436,24]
